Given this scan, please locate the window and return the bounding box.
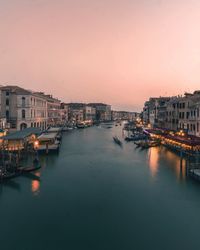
[6,91,9,96]
[6,99,9,106]
[22,109,26,119]
[22,97,25,106]
[6,110,9,118]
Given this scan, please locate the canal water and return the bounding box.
[0,125,200,250]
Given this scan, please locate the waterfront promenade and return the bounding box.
[0,125,200,250]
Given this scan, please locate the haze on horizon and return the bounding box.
[0,0,200,111]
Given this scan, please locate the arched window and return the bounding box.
[20,123,27,130]
[22,109,26,119]
[22,97,26,107]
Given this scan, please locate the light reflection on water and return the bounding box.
[147,146,187,181]
[31,172,41,195]
[148,147,160,178]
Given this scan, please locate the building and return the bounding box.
[142,97,170,128]
[142,101,150,125]
[144,91,200,137]
[0,86,48,131]
[85,106,96,121]
[60,103,69,125]
[36,93,62,127]
[112,111,140,121]
[165,97,180,131]
[88,103,111,121]
[66,103,86,123]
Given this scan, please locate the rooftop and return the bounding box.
[1,127,41,140]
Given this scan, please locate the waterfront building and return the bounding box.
[143,98,159,127]
[143,97,171,128]
[1,127,41,151]
[112,111,140,121]
[0,86,48,131]
[154,97,170,128]
[66,103,86,123]
[60,103,69,125]
[41,94,61,127]
[165,97,180,131]
[84,106,96,122]
[176,91,200,136]
[88,103,111,121]
[142,101,150,125]
[144,91,200,137]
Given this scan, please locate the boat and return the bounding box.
[17,164,41,173]
[62,126,73,131]
[189,169,200,181]
[125,134,147,142]
[0,171,19,181]
[113,136,122,146]
[77,123,85,129]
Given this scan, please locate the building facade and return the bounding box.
[85,106,96,121]
[88,103,111,121]
[143,91,200,137]
[0,86,48,131]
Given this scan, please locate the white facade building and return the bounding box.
[0,86,48,131]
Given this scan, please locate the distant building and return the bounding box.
[142,97,170,128]
[60,103,69,125]
[65,103,86,123]
[88,103,111,121]
[85,106,96,121]
[112,111,140,121]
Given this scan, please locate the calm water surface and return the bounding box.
[0,125,200,250]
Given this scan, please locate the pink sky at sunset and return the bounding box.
[0,0,200,111]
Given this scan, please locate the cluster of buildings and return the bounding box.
[111,111,140,121]
[142,91,200,137]
[0,85,112,131]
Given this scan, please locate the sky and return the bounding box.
[0,0,200,111]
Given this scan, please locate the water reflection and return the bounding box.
[148,147,160,178]
[164,149,186,181]
[31,172,40,195]
[147,146,186,181]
